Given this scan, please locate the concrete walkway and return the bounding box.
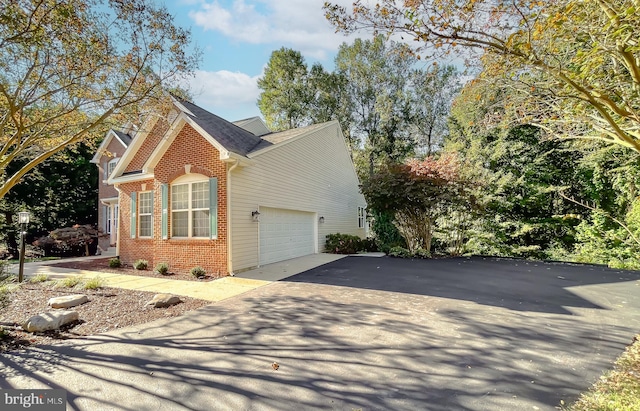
[11,253,347,302]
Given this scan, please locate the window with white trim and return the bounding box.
[358,206,366,229]
[106,158,118,178]
[171,180,210,238]
[138,191,153,237]
[114,205,119,231]
[104,205,111,234]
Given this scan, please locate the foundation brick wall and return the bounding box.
[117,123,228,275]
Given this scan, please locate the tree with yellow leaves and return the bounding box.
[324,0,640,154]
[0,0,198,199]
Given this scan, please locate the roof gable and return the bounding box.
[233,117,271,137]
[178,100,267,157]
[90,129,132,163]
[108,100,351,184]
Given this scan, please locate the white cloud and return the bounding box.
[187,69,262,112]
[189,0,357,60]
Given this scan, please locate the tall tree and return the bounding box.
[257,48,313,131]
[0,142,98,256]
[324,0,640,154]
[445,77,625,260]
[307,64,352,130]
[335,36,415,176]
[0,0,198,199]
[409,64,460,156]
[362,154,474,255]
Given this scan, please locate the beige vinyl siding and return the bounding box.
[230,121,366,272]
[233,117,271,136]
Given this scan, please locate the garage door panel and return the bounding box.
[259,207,315,265]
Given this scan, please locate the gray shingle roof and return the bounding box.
[178,100,269,156]
[112,130,133,147]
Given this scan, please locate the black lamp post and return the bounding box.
[18,211,30,283]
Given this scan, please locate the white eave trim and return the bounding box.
[109,172,154,185]
[171,96,195,116]
[100,197,119,205]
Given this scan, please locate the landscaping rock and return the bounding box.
[145,294,181,308]
[23,311,79,333]
[48,294,88,309]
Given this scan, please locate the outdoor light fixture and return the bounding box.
[17,210,30,283]
[18,211,30,224]
[251,210,260,221]
[319,216,325,224]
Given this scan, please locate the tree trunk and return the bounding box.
[369,151,375,178]
[394,209,433,256]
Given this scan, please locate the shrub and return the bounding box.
[56,276,82,288]
[33,224,103,257]
[190,266,206,278]
[325,233,363,254]
[155,262,170,275]
[109,258,122,268]
[388,246,412,258]
[360,237,379,252]
[413,248,431,259]
[29,273,50,283]
[83,276,104,290]
[0,260,9,281]
[388,246,431,259]
[0,278,17,310]
[0,290,10,311]
[133,259,148,270]
[368,209,406,254]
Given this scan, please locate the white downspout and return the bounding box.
[114,185,122,257]
[226,160,240,275]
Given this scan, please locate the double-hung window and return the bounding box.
[106,158,118,179]
[358,206,366,229]
[138,191,153,237]
[105,205,111,234]
[171,180,210,238]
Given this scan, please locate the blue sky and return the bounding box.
[166,0,359,121]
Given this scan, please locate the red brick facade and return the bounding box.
[124,119,170,173]
[117,123,229,275]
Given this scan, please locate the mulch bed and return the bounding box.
[0,281,211,352]
[49,258,220,282]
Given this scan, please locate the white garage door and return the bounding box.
[259,207,315,265]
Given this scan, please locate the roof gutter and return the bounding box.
[108,172,154,185]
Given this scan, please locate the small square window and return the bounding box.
[106,158,119,178]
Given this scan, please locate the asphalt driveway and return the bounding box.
[2,256,640,410]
